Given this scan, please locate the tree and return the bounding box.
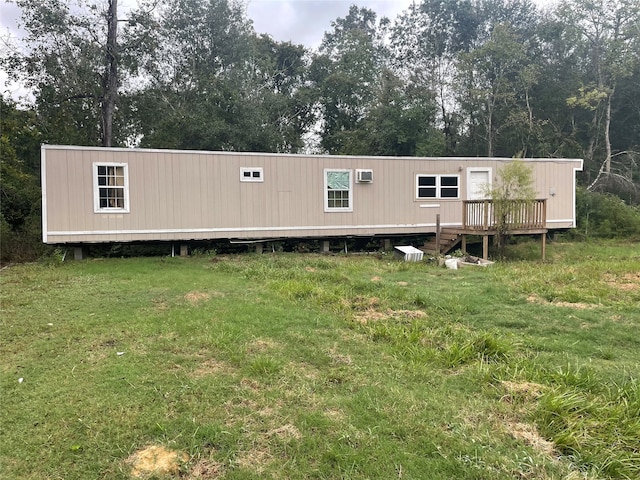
[455,0,542,157]
[130,0,312,152]
[485,159,536,249]
[338,69,444,156]
[310,6,388,154]
[0,98,44,262]
[558,0,640,195]
[101,0,118,146]
[4,0,134,146]
[391,0,477,154]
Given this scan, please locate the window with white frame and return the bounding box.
[94,163,129,212]
[416,174,459,199]
[240,167,264,182]
[324,169,353,212]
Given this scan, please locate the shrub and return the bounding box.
[575,188,640,239]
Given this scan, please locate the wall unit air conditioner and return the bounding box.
[356,169,373,183]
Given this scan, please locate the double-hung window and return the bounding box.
[94,163,129,213]
[416,175,459,199]
[324,169,353,212]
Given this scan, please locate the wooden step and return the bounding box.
[422,235,462,255]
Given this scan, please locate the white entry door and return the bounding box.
[466,169,492,228]
[467,169,491,200]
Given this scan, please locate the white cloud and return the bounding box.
[0,1,31,102]
[246,0,414,48]
[246,0,557,48]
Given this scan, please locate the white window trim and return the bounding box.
[324,168,353,212]
[93,162,130,213]
[416,174,460,200]
[240,167,264,182]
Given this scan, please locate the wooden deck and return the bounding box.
[424,199,549,260]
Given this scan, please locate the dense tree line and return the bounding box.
[1,0,639,261]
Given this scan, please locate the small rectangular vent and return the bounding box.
[356,169,373,183]
[240,167,264,182]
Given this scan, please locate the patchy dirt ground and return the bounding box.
[605,272,640,291]
[526,294,596,310]
[184,291,226,304]
[354,308,427,324]
[191,358,232,378]
[500,380,545,399]
[506,422,556,456]
[184,291,211,303]
[497,381,555,457]
[127,445,189,478]
[267,423,302,440]
[189,459,223,479]
[236,448,271,474]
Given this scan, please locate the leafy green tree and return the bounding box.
[130,0,311,152]
[310,6,388,154]
[338,70,444,156]
[391,0,477,154]
[4,0,134,146]
[485,160,536,248]
[557,0,640,195]
[0,98,44,262]
[455,0,542,157]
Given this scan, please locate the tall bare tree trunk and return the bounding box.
[587,85,615,191]
[604,85,614,175]
[102,0,118,147]
[487,100,494,157]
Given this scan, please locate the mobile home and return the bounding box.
[41,145,583,255]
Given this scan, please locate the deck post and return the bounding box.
[541,233,546,261]
[482,235,489,260]
[435,214,441,255]
[461,235,467,254]
[483,200,489,230]
[462,202,468,229]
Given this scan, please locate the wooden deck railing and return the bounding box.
[462,199,547,230]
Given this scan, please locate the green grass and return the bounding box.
[1,240,639,479]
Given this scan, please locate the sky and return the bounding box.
[0,0,415,48]
[245,0,413,47]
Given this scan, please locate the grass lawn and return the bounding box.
[1,240,639,479]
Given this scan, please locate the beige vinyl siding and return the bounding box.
[42,146,582,243]
[531,160,579,227]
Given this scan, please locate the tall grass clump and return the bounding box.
[535,378,640,479]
